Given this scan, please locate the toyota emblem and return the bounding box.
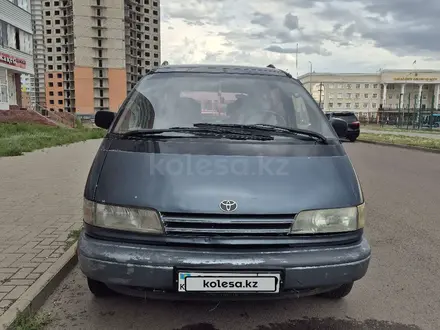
[219,200,238,212]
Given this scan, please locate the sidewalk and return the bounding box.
[362,129,440,139]
[0,139,102,319]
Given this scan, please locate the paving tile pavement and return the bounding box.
[0,139,102,317]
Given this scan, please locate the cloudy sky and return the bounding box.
[160,0,440,76]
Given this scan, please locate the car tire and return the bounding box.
[318,282,354,299]
[348,136,357,142]
[87,277,113,297]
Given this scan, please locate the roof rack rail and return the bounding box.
[266,64,292,79]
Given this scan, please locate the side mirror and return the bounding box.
[329,117,348,139]
[95,110,115,130]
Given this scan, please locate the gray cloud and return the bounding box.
[163,0,440,66]
[284,13,299,30]
[251,12,273,27]
[265,45,332,56]
[312,0,440,55]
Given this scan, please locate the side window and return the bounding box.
[116,91,155,131]
[292,93,311,129]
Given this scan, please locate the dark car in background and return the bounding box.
[325,112,360,142]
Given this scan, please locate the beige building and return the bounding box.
[32,0,161,115]
[0,0,34,110]
[299,70,440,117]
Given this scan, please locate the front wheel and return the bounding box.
[318,282,354,299]
[87,277,114,297]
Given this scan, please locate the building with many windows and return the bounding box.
[299,70,440,117]
[0,0,34,110]
[31,0,161,115]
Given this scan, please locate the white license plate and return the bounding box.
[178,272,281,293]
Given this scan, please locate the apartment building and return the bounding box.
[299,70,440,116]
[0,0,34,110]
[32,0,160,115]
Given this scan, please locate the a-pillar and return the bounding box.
[382,83,387,107]
[399,84,405,109]
[434,84,440,110]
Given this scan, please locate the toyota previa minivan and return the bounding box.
[79,64,371,300]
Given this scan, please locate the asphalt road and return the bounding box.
[40,142,440,330]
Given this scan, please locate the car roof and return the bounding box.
[327,111,357,116]
[153,64,294,78]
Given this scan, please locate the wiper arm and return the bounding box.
[251,124,328,144]
[193,123,328,144]
[118,128,274,141]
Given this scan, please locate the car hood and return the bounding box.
[93,148,363,215]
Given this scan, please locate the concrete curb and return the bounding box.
[0,243,78,330]
[357,139,440,154]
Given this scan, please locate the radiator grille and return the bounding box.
[161,213,294,236]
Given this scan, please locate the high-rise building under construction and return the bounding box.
[31,0,161,114]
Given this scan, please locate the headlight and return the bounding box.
[290,203,365,234]
[83,199,164,234]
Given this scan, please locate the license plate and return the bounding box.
[178,272,281,293]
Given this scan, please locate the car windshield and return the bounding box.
[112,72,336,139]
[332,112,358,123]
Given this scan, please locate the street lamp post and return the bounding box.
[308,61,313,94]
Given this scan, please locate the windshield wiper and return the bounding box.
[118,128,274,141]
[192,123,328,144]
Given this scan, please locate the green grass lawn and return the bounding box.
[359,133,440,150]
[0,123,106,157]
[363,124,440,135]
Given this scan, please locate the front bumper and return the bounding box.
[78,232,371,299]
